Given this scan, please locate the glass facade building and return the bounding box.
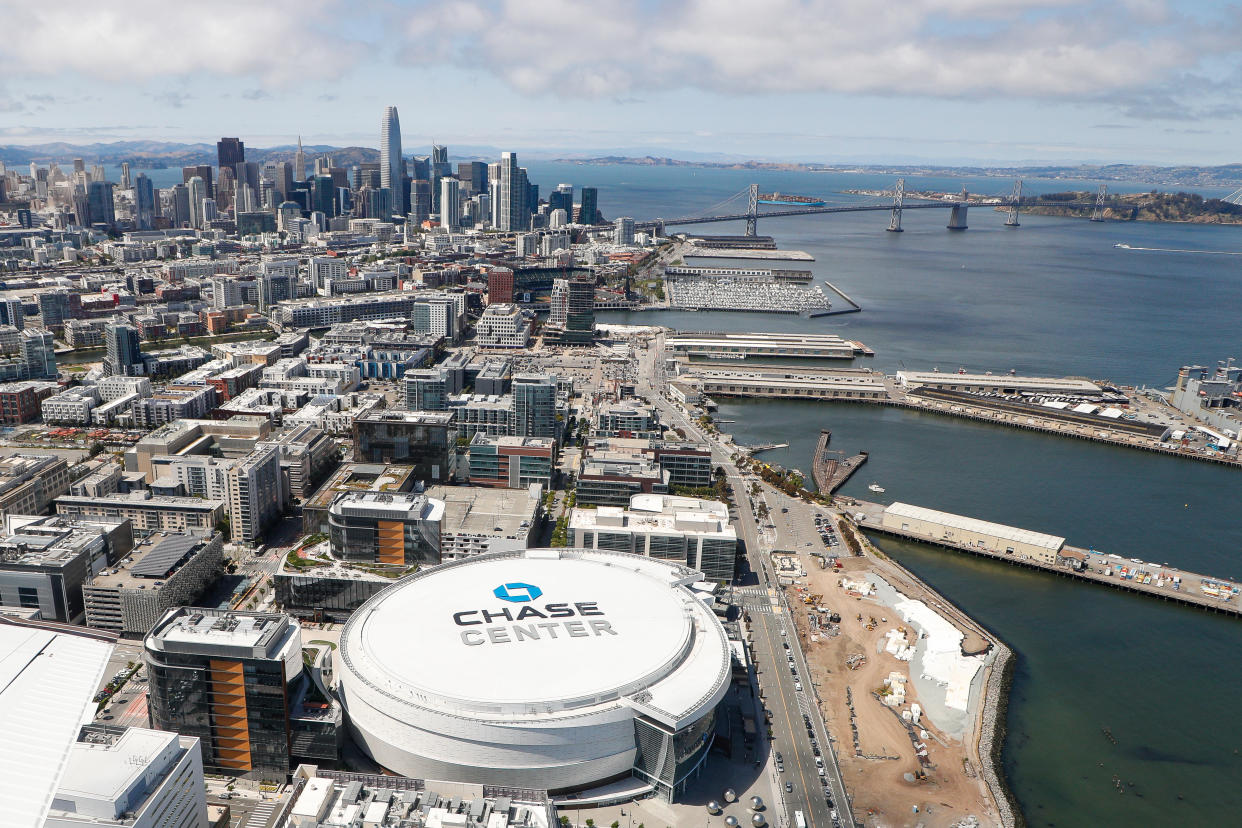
[144,608,307,781]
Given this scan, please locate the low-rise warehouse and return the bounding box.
[881,502,1065,564]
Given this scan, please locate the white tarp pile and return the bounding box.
[894,597,985,712]
[883,628,915,661]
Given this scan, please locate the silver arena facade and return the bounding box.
[337,548,731,800]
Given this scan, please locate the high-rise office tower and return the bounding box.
[86,180,115,227]
[579,187,599,224]
[498,152,530,232]
[104,323,144,377]
[172,184,191,227]
[272,161,293,202]
[215,167,235,211]
[294,135,306,182]
[73,158,85,174]
[234,161,261,204]
[182,164,214,199]
[202,198,219,224]
[408,179,432,227]
[457,161,487,195]
[135,174,156,230]
[380,106,404,215]
[440,177,461,232]
[187,176,207,228]
[311,175,335,217]
[217,137,245,170]
[549,183,573,217]
[120,161,131,189]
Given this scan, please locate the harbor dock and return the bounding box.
[810,429,868,493]
[845,499,1242,619]
[668,357,1242,470]
[668,331,874,359]
[684,246,815,261]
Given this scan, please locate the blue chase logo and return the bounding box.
[493,582,543,603]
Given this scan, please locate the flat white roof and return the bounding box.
[343,549,730,723]
[0,623,113,828]
[897,371,1101,392]
[884,502,1065,551]
[54,728,180,817]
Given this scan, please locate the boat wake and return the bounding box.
[1114,243,1242,256]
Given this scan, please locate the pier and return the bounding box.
[669,360,1242,470]
[684,246,815,261]
[741,441,788,454]
[668,331,874,360]
[810,429,869,493]
[845,499,1242,619]
[817,279,862,315]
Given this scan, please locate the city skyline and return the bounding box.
[3,1,1242,165]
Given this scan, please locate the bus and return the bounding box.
[794,811,806,828]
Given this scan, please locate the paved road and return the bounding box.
[636,335,853,828]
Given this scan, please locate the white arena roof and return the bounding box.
[338,549,734,793]
[343,549,727,721]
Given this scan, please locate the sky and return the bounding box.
[2,0,1241,166]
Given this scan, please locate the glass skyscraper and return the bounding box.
[380,106,404,215]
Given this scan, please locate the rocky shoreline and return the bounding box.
[977,640,1020,828]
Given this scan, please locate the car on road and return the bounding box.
[775,751,782,763]
[795,682,803,691]
[785,782,793,793]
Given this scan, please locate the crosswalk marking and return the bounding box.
[245,802,276,828]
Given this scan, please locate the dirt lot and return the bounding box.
[787,549,1000,827]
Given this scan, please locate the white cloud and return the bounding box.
[0,0,353,86]
[395,0,1238,109]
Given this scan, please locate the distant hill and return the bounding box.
[1023,190,1242,223]
[5,141,1242,187]
[0,140,379,168]
[555,157,1242,187]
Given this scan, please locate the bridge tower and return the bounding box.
[1005,180,1023,227]
[1090,184,1108,222]
[886,178,905,232]
[947,186,969,230]
[745,183,758,236]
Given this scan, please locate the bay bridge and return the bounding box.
[636,180,1122,236]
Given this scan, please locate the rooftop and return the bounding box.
[884,502,1066,550]
[569,495,734,539]
[426,484,541,539]
[282,766,554,828]
[340,549,728,722]
[51,727,187,820]
[305,462,417,512]
[85,532,214,590]
[356,409,456,426]
[148,607,298,655]
[0,620,116,828]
